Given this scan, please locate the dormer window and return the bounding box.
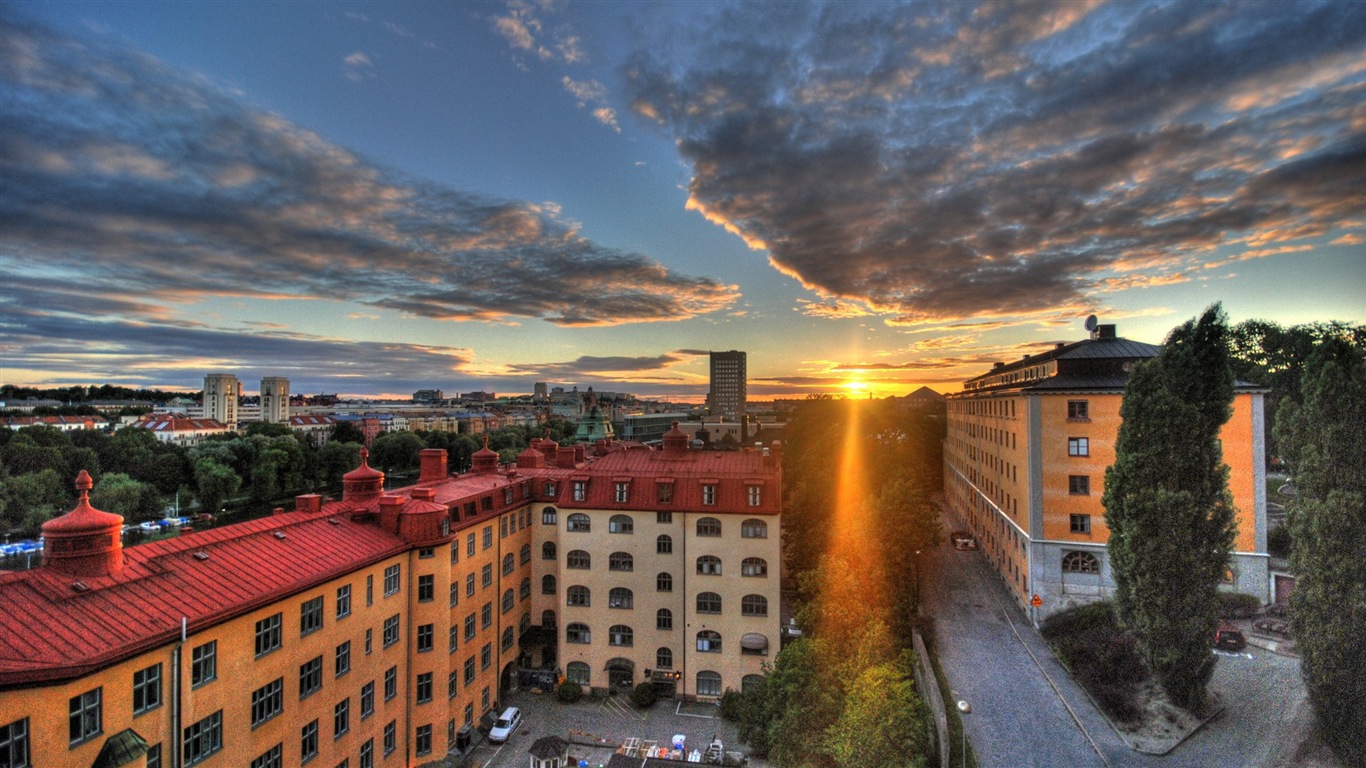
[572,482,586,502]
[702,484,716,505]
[614,483,629,503]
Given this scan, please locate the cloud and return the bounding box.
[504,353,690,378]
[626,1,1366,322]
[561,76,621,132]
[0,17,738,338]
[342,51,375,82]
[492,1,581,65]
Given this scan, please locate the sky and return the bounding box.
[1,1,1363,401]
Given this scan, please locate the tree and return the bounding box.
[330,421,366,446]
[1276,337,1366,765]
[823,655,931,768]
[91,472,162,522]
[0,468,67,534]
[315,441,361,491]
[369,431,425,474]
[194,458,241,516]
[1103,305,1237,712]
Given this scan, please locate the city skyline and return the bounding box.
[2,1,1363,401]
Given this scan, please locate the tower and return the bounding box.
[202,373,240,429]
[261,376,290,423]
[708,350,747,422]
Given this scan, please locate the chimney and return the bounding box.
[295,494,323,514]
[419,448,448,483]
[1097,324,1117,339]
[378,495,404,535]
[556,446,577,469]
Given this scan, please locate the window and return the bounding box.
[542,574,557,595]
[250,744,282,768]
[383,721,396,755]
[702,484,716,505]
[183,711,222,766]
[697,592,722,614]
[384,666,397,700]
[748,486,762,506]
[609,514,634,534]
[741,557,768,577]
[657,484,673,504]
[333,698,350,738]
[1067,400,1089,420]
[133,663,162,715]
[448,671,458,699]
[450,582,460,607]
[336,585,352,619]
[502,588,515,613]
[572,481,586,502]
[416,724,433,756]
[301,720,319,763]
[696,630,721,653]
[466,573,475,597]
[416,672,433,703]
[614,482,629,503]
[251,679,283,727]
[301,596,324,636]
[609,587,634,609]
[656,648,673,669]
[657,572,673,592]
[481,601,493,628]
[466,533,475,558]
[451,541,460,563]
[1,718,29,768]
[256,613,283,657]
[463,657,475,685]
[481,563,493,587]
[1068,437,1089,457]
[383,564,401,596]
[743,675,765,692]
[364,629,372,654]
[465,613,476,641]
[697,671,722,696]
[383,614,400,647]
[447,625,458,654]
[542,541,557,559]
[656,608,673,630]
[481,643,492,670]
[566,623,591,644]
[417,624,434,652]
[360,682,374,719]
[502,626,515,650]
[656,534,673,554]
[418,574,434,602]
[300,656,323,699]
[609,625,634,647]
[191,641,216,687]
[566,662,590,685]
[609,552,633,571]
[520,543,532,565]
[146,742,161,768]
[542,506,557,524]
[502,553,515,575]
[742,594,769,616]
[696,517,721,537]
[366,575,373,605]
[68,688,102,745]
[697,555,722,575]
[1062,551,1100,574]
[741,519,767,538]
[1070,514,1091,534]
[567,513,591,532]
[520,577,531,600]
[359,739,373,768]
[567,585,591,606]
[1068,475,1091,495]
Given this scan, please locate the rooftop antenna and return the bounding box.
[1084,314,1099,337]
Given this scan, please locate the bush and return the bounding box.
[1217,591,1262,619]
[629,682,659,709]
[1041,602,1147,723]
[1267,525,1292,559]
[719,689,743,721]
[556,681,583,703]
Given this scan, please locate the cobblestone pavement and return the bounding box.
[462,690,747,768]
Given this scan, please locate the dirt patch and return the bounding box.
[1106,678,1221,755]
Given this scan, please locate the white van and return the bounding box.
[488,706,523,743]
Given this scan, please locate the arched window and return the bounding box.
[741,557,768,577]
[609,552,634,572]
[608,587,634,609]
[741,519,768,538]
[541,609,556,629]
[1061,551,1099,574]
[542,575,557,595]
[609,514,634,534]
[501,626,514,650]
[656,572,673,592]
[656,609,673,631]
[566,624,591,644]
[656,534,673,554]
[502,553,516,575]
[519,612,531,634]
[696,630,721,653]
[696,517,721,537]
[567,513,591,532]
[742,674,765,693]
[519,543,532,564]
[656,647,673,669]
[567,585,590,607]
[567,550,591,569]
[519,577,531,600]
[566,661,590,684]
[697,592,722,614]
[608,625,634,647]
[502,588,515,613]
[542,506,557,525]
[541,541,556,560]
[741,594,768,616]
[697,555,722,575]
[696,670,722,696]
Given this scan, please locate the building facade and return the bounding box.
[261,377,291,424]
[132,417,234,448]
[708,351,747,423]
[942,325,1269,619]
[0,426,781,768]
[200,374,240,431]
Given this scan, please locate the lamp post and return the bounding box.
[957,699,971,768]
[913,549,923,616]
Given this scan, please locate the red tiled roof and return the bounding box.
[134,417,230,432]
[555,449,781,514]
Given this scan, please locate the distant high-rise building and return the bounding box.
[260,377,290,423]
[201,373,240,430]
[709,350,747,422]
[412,388,444,404]
[533,382,549,401]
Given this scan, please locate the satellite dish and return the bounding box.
[1084,314,1098,332]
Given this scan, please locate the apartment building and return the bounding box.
[0,425,781,767]
[942,324,1268,618]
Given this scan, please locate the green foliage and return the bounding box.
[315,441,361,491]
[1216,592,1262,619]
[822,656,930,768]
[90,472,162,522]
[370,431,426,473]
[0,468,67,533]
[194,458,241,516]
[629,682,659,709]
[1041,602,1147,722]
[1266,525,1292,559]
[1278,337,1366,765]
[555,681,582,703]
[1104,305,1237,712]
[330,421,366,446]
[718,689,743,721]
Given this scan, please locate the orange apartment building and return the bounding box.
[0,424,781,768]
[943,324,1269,619]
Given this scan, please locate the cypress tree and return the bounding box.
[1103,304,1236,711]
[1276,337,1366,764]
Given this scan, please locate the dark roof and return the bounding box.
[527,735,568,759]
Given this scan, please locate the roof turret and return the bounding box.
[41,470,124,578]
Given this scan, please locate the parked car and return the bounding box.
[139,521,161,532]
[488,706,523,744]
[1214,622,1247,651]
[950,531,978,550]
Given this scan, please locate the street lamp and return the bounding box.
[957,699,971,768]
